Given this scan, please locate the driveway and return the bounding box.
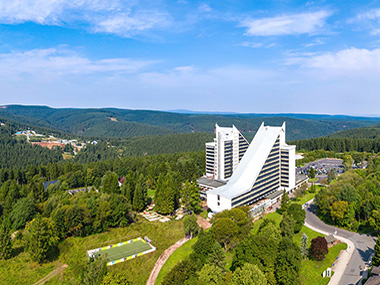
[305,202,377,285]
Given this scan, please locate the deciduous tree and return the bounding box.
[310,236,328,261]
[198,264,223,284]
[232,263,267,285]
[330,201,348,224]
[280,212,295,238]
[212,217,239,251]
[287,204,306,233]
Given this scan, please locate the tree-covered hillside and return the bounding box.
[292,124,380,153]
[0,119,64,168]
[73,133,213,163]
[327,124,380,139]
[1,105,378,141]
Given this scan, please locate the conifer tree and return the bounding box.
[0,222,12,260]
[122,171,135,205]
[372,237,380,266]
[279,190,289,214]
[155,173,177,215]
[132,174,146,212]
[25,216,58,263]
[300,233,308,260]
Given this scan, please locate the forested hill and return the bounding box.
[291,124,380,153]
[0,114,213,167]
[327,124,380,139]
[1,105,379,141]
[0,118,64,168]
[75,133,214,163]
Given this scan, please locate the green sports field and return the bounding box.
[96,240,152,262]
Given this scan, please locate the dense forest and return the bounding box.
[0,116,213,167]
[327,124,380,139]
[0,120,64,168]
[1,105,379,141]
[292,137,380,153]
[314,156,380,232]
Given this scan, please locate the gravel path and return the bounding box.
[33,264,68,285]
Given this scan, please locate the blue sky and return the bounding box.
[1,0,380,115]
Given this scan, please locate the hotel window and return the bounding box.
[217,195,220,200]
[217,202,220,206]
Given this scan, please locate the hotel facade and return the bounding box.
[205,124,249,181]
[207,122,296,213]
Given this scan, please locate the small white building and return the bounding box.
[207,122,296,213]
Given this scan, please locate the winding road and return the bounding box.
[305,202,377,285]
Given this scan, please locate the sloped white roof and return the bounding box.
[209,122,284,199]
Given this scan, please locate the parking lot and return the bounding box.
[298,158,344,176]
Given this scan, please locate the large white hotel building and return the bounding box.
[206,122,296,213]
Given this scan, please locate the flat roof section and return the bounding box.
[296,174,308,184]
[266,190,283,200]
[197,177,227,188]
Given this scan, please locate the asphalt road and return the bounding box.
[305,203,377,285]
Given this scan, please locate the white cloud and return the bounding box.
[94,10,170,36]
[240,11,330,36]
[0,47,380,115]
[0,0,171,37]
[241,42,275,48]
[355,8,380,35]
[286,48,380,79]
[173,65,195,72]
[199,3,212,13]
[0,48,157,80]
[241,42,263,48]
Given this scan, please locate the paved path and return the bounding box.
[33,264,68,285]
[305,201,376,285]
[146,237,189,285]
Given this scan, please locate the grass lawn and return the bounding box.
[2,219,184,285]
[292,186,322,206]
[300,243,347,285]
[294,225,325,247]
[0,249,59,285]
[251,211,282,235]
[156,237,198,284]
[56,219,184,284]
